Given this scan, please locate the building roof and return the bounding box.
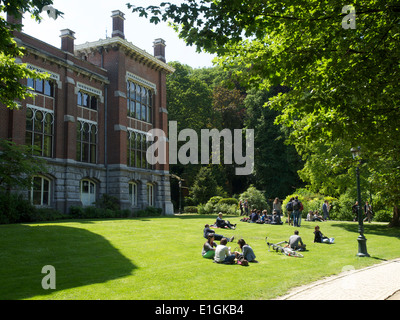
[75,37,175,74]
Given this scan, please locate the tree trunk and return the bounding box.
[388,205,400,228]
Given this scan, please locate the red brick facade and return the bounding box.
[1,10,175,214]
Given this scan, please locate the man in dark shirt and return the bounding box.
[216,213,236,229]
[203,224,234,242]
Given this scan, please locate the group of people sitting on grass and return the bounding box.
[240,209,283,225]
[202,213,257,265]
[201,212,335,265]
[306,210,326,222]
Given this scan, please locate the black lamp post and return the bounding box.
[351,147,370,257]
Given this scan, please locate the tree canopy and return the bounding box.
[129,1,400,224]
[0,0,63,109]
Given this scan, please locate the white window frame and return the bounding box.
[80,179,96,206]
[147,183,154,207]
[30,175,51,206]
[129,182,138,207]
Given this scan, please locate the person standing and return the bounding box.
[286,197,294,225]
[363,202,373,223]
[352,201,359,222]
[322,200,330,220]
[244,199,249,216]
[239,200,244,216]
[292,196,302,227]
[273,198,282,217]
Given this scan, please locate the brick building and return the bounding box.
[1,10,175,215]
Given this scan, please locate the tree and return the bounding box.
[244,87,303,200]
[189,166,218,204]
[1,0,63,109]
[239,185,268,211]
[128,1,400,224]
[0,139,46,191]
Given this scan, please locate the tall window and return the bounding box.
[76,120,97,164]
[129,182,138,207]
[147,183,154,207]
[77,91,98,110]
[29,176,51,206]
[80,179,96,206]
[127,81,153,123]
[27,78,54,97]
[127,130,153,170]
[26,106,54,157]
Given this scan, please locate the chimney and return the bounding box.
[7,12,23,30]
[111,10,125,39]
[60,29,76,54]
[153,38,166,63]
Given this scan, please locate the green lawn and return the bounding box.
[0,215,399,300]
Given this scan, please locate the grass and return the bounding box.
[0,214,399,300]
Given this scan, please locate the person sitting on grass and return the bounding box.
[214,238,236,264]
[202,234,217,259]
[270,209,283,225]
[257,210,267,224]
[288,230,306,251]
[216,212,236,229]
[203,224,235,242]
[313,226,335,244]
[250,210,259,223]
[234,239,258,263]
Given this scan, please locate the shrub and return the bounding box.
[195,197,240,215]
[214,203,239,215]
[208,196,223,206]
[374,209,392,222]
[282,189,340,220]
[197,203,207,215]
[0,192,35,224]
[0,192,68,224]
[184,206,198,213]
[239,185,269,211]
[95,194,120,211]
[331,192,356,221]
[134,206,163,217]
[218,198,239,206]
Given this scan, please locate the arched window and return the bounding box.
[26,106,54,158]
[129,182,138,207]
[80,179,96,206]
[29,176,51,206]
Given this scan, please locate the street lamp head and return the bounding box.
[351,146,361,159]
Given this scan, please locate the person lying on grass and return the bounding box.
[203,224,235,242]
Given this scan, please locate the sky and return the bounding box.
[19,0,216,69]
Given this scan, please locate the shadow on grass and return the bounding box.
[0,224,136,300]
[330,222,400,239]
